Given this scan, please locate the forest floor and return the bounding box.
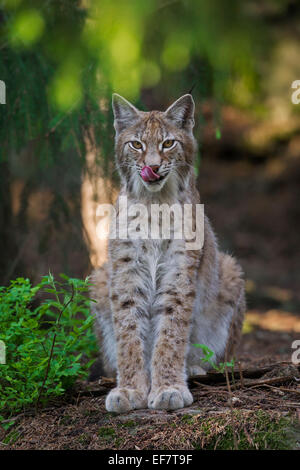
[1,322,299,450]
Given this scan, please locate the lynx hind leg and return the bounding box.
[187,254,245,377]
[89,264,117,378]
[219,253,246,361]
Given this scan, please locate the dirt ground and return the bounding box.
[1,322,299,451]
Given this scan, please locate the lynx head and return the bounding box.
[112,93,197,196]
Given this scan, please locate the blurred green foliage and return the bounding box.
[0,0,297,283]
[0,0,277,165]
[0,0,114,171]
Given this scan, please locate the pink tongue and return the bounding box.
[141,166,160,182]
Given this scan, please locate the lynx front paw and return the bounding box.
[105,387,147,413]
[148,385,193,410]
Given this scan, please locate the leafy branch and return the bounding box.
[36,274,75,410]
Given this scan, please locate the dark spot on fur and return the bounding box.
[135,286,144,296]
[168,290,178,297]
[186,291,195,297]
[121,299,134,308]
[127,181,133,193]
[120,257,132,263]
[126,372,134,381]
[122,240,132,246]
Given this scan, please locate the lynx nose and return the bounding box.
[149,165,160,174]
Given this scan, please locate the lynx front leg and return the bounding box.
[148,253,198,410]
[105,250,150,413]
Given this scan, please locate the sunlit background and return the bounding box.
[1,0,300,354]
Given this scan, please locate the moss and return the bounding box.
[115,437,125,448]
[81,409,99,417]
[60,415,73,425]
[97,426,116,440]
[181,414,194,425]
[105,411,119,419]
[192,411,298,450]
[3,430,21,445]
[118,420,136,428]
[78,433,91,445]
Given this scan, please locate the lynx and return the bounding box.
[90,93,245,413]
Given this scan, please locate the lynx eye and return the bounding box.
[163,139,175,149]
[130,140,143,150]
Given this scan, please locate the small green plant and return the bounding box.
[192,344,235,373]
[0,273,97,428]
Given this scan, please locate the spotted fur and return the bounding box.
[90,94,245,412]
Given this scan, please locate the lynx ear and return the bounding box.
[165,94,195,131]
[112,93,140,134]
